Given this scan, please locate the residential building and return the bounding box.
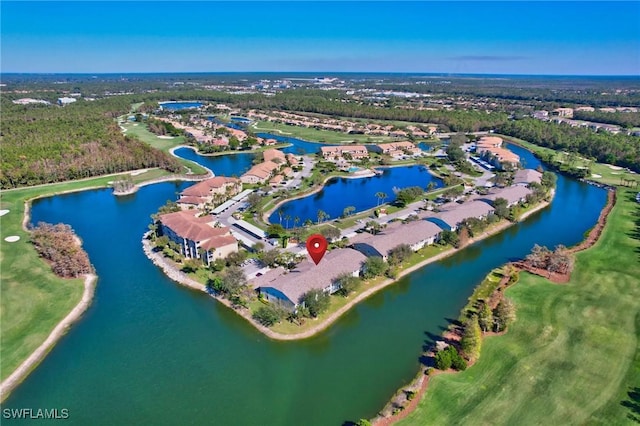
[263,148,286,164]
[320,145,369,161]
[177,176,242,209]
[430,200,495,231]
[157,210,238,265]
[476,136,520,169]
[552,107,574,118]
[513,169,542,186]
[241,160,280,184]
[351,220,442,261]
[254,248,367,310]
[479,186,533,207]
[373,141,422,157]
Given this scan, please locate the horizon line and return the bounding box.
[2,71,640,78]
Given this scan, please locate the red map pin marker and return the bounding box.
[306,234,328,265]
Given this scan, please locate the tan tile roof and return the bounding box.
[200,235,237,251]
[263,149,286,163]
[159,210,230,242]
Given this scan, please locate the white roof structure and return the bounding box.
[232,220,267,239]
[211,200,236,215]
[231,189,254,202]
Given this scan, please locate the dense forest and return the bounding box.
[572,110,640,128]
[0,98,181,188]
[498,118,640,172]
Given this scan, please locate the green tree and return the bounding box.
[259,249,280,267]
[461,315,482,360]
[320,226,341,242]
[363,256,387,278]
[335,272,360,296]
[301,289,330,318]
[494,298,516,332]
[493,197,510,219]
[440,230,460,247]
[342,205,356,218]
[267,223,286,238]
[435,346,453,370]
[388,243,413,266]
[394,186,424,207]
[316,209,329,224]
[181,258,201,273]
[375,191,388,206]
[246,192,261,211]
[541,170,557,189]
[478,303,493,332]
[253,304,286,327]
[365,220,382,235]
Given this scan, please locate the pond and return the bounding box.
[159,102,203,111]
[269,165,443,226]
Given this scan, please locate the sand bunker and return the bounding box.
[591,174,602,178]
[157,135,174,139]
[130,169,148,176]
[4,236,20,242]
[608,165,623,170]
[0,209,9,217]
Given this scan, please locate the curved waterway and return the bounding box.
[4,147,608,425]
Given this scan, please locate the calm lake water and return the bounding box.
[174,147,255,177]
[269,165,443,226]
[3,145,608,425]
[160,102,203,111]
[255,133,332,155]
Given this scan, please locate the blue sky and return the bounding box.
[2,1,639,75]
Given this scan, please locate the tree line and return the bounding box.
[498,118,640,172]
[0,98,181,188]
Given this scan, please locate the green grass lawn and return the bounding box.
[120,121,208,175]
[0,170,181,381]
[399,189,640,425]
[251,121,397,144]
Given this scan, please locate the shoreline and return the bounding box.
[146,195,553,342]
[1,169,212,401]
[261,162,430,224]
[0,273,97,402]
[373,190,612,425]
[170,143,292,158]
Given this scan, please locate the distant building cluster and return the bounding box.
[475,136,520,169]
[240,149,298,185]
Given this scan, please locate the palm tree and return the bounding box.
[293,216,300,229]
[285,214,292,229]
[426,181,436,192]
[375,191,387,206]
[317,209,329,225]
[278,209,284,225]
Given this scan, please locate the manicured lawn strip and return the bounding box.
[251,121,397,144]
[399,189,640,425]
